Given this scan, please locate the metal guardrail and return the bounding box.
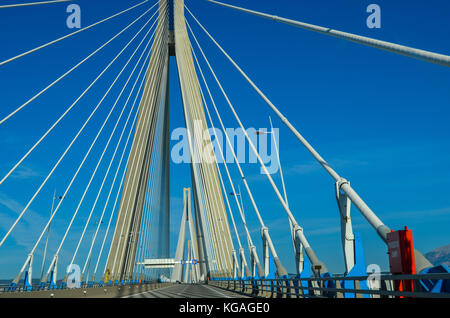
[210,273,450,298]
[0,280,166,294]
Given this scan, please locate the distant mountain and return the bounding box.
[425,244,450,267]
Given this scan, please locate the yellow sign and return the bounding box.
[105,269,111,282]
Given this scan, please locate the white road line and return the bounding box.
[202,285,231,298]
[122,285,176,298]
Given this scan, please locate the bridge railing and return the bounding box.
[0,280,168,294]
[210,273,450,298]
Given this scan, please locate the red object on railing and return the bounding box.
[387,226,416,295]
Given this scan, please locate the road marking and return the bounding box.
[122,285,176,298]
[202,285,231,298]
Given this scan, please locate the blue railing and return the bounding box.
[210,273,450,298]
[0,279,157,293]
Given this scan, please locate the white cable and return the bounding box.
[188,23,267,230]
[0,0,152,65]
[174,9,226,274]
[198,76,241,251]
[0,14,156,250]
[93,71,147,279]
[0,2,157,127]
[29,51,141,282]
[41,42,149,282]
[67,23,157,270]
[98,5,169,279]
[182,93,220,275]
[135,160,154,279]
[207,0,450,68]
[197,73,244,263]
[80,39,155,275]
[53,24,156,270]
[0,0,72,9]
[135,104,164,280]
[186,18,328,272]
[186,19,297,231]
[0,9,159,188]
[109,4,169,276]
[188,21,292,275]
[185,6,393,246]
[139,110,166,278]
[124,124,163,280]
[187,65,232,276]
[108,72,152,276]
[191,41,260,271]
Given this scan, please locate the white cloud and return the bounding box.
[10,165,42,180]
[0,193,56,249]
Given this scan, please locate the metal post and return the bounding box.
[335,180,355,274]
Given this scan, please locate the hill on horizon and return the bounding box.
[425,244,450,267]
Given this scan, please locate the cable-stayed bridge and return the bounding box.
[0,0,449,299]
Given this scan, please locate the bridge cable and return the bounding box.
[183,87,224,276]
[173,0,231,276]
[176,46,220,276]
[42,15,157,271]
[108,3,169,279]
[66,18,158,274]
[206,0,450,68]
[184,5,397,245]
[181,46,232,276]
[91,61,149,282]
[128,75,163,281]
[268,115,299,261]
[192,58,274,278]
[58,24,158,273]
[181,102,220,275]
[186,16,328,274]
[24,24,156,285]
[138,98,171,281]
[0,2,157,127]
[0,0,73,9]
[186,6,435,272]
[189,22,287,277]
[192,52,250,277]
[75,30,157,279]
[1,13,157,253]
[195,60,251,277]
[0,0,153,66]
[0,7,158,187]
[135,154,155,280]
[134,89,167,281]
[192,101,231,277]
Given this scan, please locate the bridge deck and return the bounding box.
[126,284,248,298]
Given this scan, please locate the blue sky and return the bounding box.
[0,0,449,280]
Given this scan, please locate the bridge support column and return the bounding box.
[335,179,356,274]
[12,253,33,290]
[231,250,240,279]
[239,248,250,279]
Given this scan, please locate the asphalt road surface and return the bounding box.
[125,284,249,298]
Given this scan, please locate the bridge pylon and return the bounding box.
[104,0,235,282]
